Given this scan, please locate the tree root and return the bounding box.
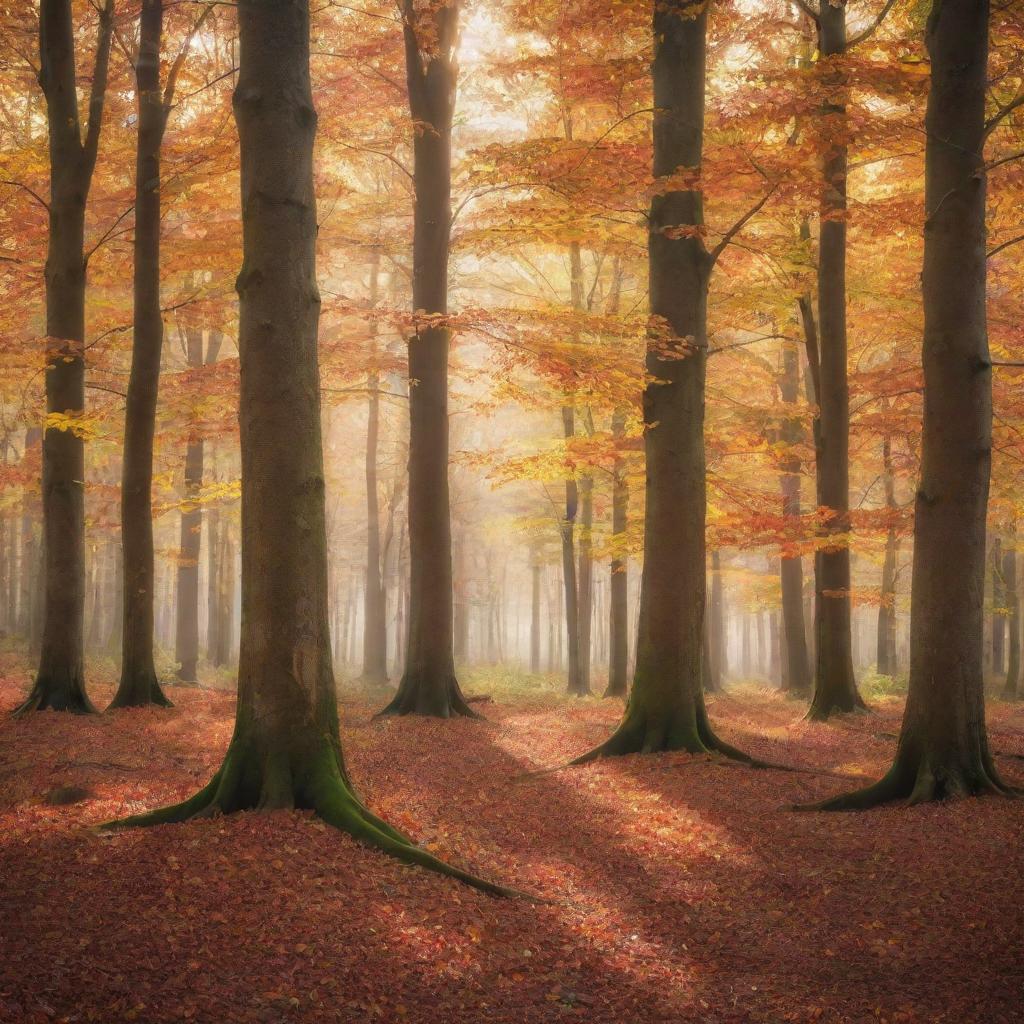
[13,681,97,718]
[568,699,767,768]
[108,675,173,711]
[375,672,481,720]
[98,740,533,899]
[792,752,1019,811]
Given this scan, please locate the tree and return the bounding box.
[107,0,509,895]
[175,327,212,684]
[111,0,207,709]
[1002,525,1019,700]
[15,0,114,716]
[361,251,389,686]
[778,339,812,696]
[803,0,1012,808]
[378,0,476,717]
[576,0,760,761]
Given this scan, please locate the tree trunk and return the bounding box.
[709,549,726,688]
[779,339,812,696]
[17,0,113,715]
[606,407,629,698]
[205,499,221,667]
[560,407,584,694]
[576,1,748,762]
[1002,528,1019,700]
[380,0,474,717]
[453,538,469,663]
[807,0,864,720]
[107,0,507,895]
[876,433,900,675]
[530,559,541,674]
[990,536,1005,677]
[19,427,43,655]
[361,253,388,684]
[577,471,594,692]
[807,0,1009,808]
[111,0,172,708]
[175,329,205,684]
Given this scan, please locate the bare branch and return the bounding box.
[81,0,116,182]
[847,0,899,48]
[988,233,1024,260]
[708,182,779,267]
[1,179,49,212]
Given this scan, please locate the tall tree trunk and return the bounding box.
[453,538,469,663]
[807,0,864,720]
[1002,526,1019,700]
[19,427,43,654]
[779,339,812,696]
[576,1,748,762]
[808,0,1009,808]
[530,558,541,674]
[361,252,388,684]
[560,407,584,694]
[175,329,205,684]
[380,0,473,717]
[112,0,172,708]
[709,549,726,688]
[990,536,1005,677]
[876,433,900,675]
[17,0,114,715]
[605,408,629,697]
[577,471,594,693]
[205,499,221,666]
[107,0,506,895]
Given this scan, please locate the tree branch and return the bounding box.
[163,5,213,115]
[81,0,116,183]
[847,0,899,48]
[987,233,1024,261]
[790,0,820,24]
[708,182,779,267]
[1,179,49,211]
[985,89,1024,138]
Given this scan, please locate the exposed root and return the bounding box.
[375,671,481,720]
[108,675,173,711]
[99,739,534,900]
[13,680,97,718]
[792,752,1018,811]
[569,699,763,768]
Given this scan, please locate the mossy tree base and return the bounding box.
[796,747,1017,810]
[108,674,173,710]
[806,681,868,722]
[376,671,479,719]
[101,735,515,897]
[14,677,97,717]
[572,694,755,765]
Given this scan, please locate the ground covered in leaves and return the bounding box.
[1,662,1022,1024]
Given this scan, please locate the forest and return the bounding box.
[0,0,1022,1020]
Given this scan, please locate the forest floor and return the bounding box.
[1,659,1023,1024]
